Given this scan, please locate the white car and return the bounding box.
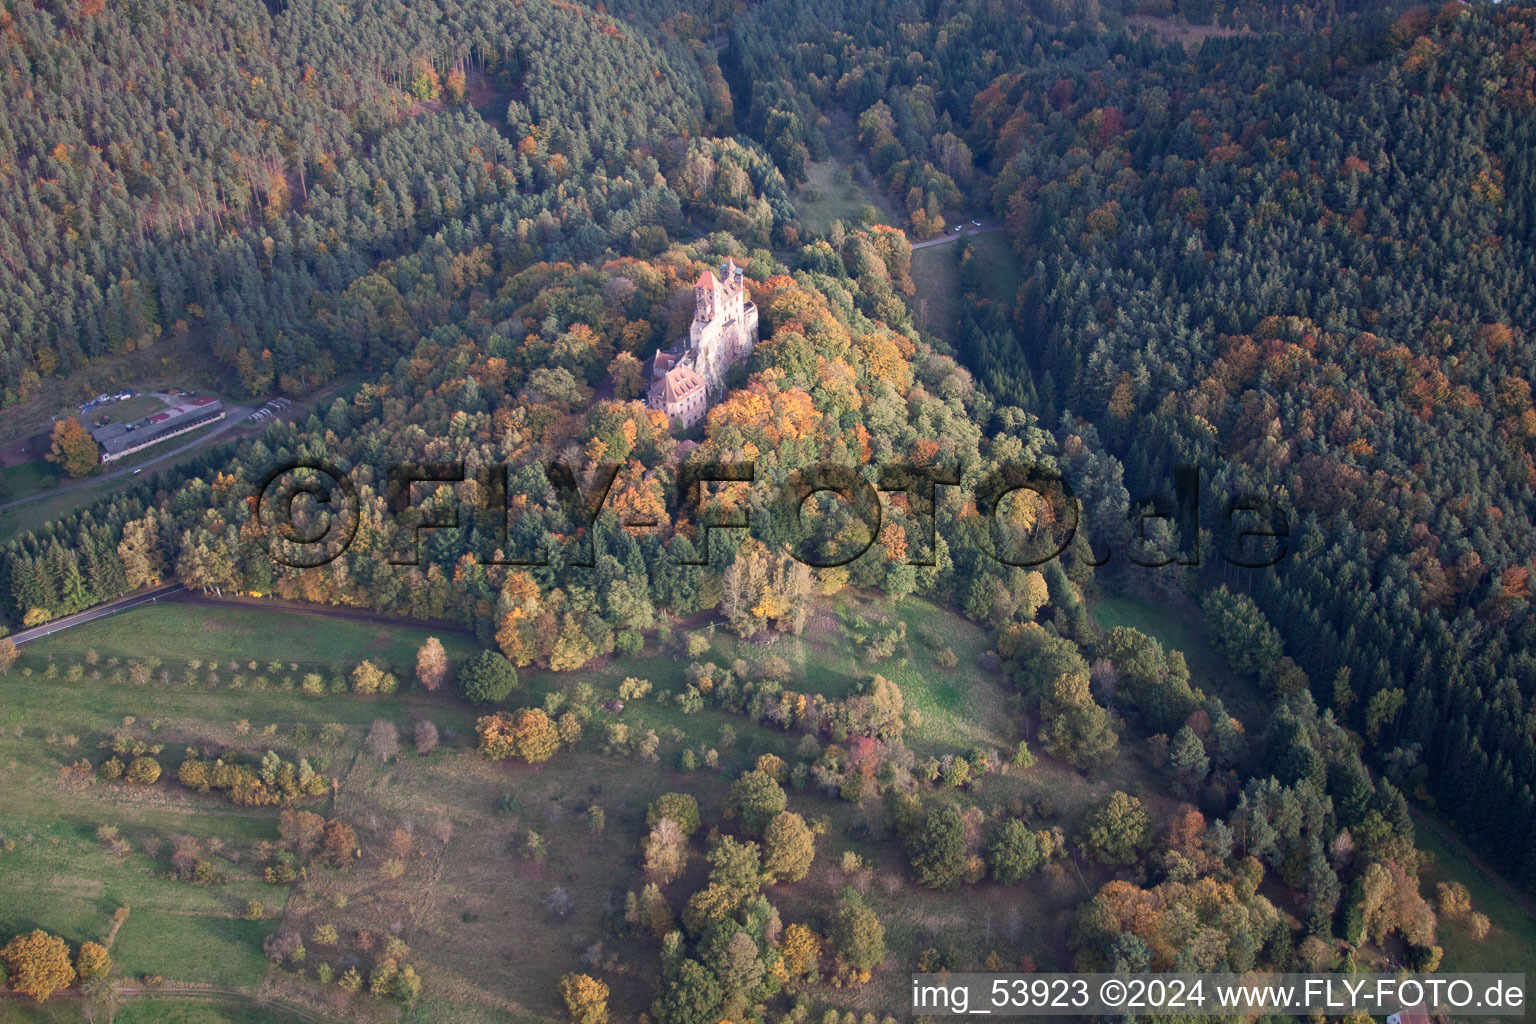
[972,219,981,226]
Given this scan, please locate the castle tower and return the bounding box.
[694,269,719,327]
[722,258,744,319]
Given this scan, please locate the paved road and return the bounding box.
[0,403,254,512]
[9,582,473,648]
[911,221,1003,250]
[9,583,185,646]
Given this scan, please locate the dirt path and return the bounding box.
[0,984,335,1022]
[171,588,476,635]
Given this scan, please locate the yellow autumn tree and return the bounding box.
[495,573,543,666]
[75,941,111,980]
[781,923,821,978]
[558,972,609,1024]
[1,930,76,1002]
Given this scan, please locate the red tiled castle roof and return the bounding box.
[656,365,705,403]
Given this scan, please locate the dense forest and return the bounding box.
[732,0,1536,890]
[0,0,1530,1015]
[0,0,780,397]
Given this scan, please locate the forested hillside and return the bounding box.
[0,0,757,398]
[2,222,1442,1013]
[733,0,1536,890]
[3,0,1533,1017]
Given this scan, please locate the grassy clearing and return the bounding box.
[113,912,273,987]
[0,459,61,503]
[1413,819,1536,974]
[0,806,277,990]
[0,593,1132,1020]
[963,230,1022,305]
[95,394,170,423]
[792,159,892,238]
[116,999,312,1024]
[633,592,1017,757]
[0,480,117,542]
[16,601,479,676]
[0,674,288,991]
[911,231,1020,344]
[0,997,313,1024]
[911,243,961,341]
[0,605,486,1001]
[1090,588,1266,726]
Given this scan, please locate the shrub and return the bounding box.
[414,719,440,755]
[2,930,76,1001]
[126,756,162,784]
[415,637,449,691]
[476,708,560,763]
[75,941,111,981]
[351,660,398,694]
[618,677,652,700]
[1436,881,1472,919]
[985,819,1044,884]
[365,719,400,762]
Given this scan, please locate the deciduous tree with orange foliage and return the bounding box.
[46,417,99,478]
[1,930,76,1002]
[476,707,561,764]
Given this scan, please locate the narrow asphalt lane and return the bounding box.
[910,220,1003,250]
[9,583,186,646]
[0,405,254,512]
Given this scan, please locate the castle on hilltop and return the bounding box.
[648,258,759,428]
